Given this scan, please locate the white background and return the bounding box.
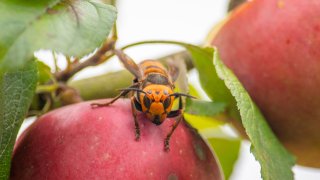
[30,0,320,179]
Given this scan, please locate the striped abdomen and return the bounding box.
[139,60,173,87]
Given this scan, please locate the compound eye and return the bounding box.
[143,95,152,109]
[163,97,171,110]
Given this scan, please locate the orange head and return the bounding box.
[139,85,174,125]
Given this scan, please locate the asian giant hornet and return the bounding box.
[91,50,194,151]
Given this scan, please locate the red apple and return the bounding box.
[210,0,320,167]
[11,99,222,179]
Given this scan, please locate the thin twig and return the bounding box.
[54,38,116,81]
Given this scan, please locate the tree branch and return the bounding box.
[54,39,115,82]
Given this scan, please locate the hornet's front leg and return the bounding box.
[164,96,183,151]
[131,97,142,141]
[91,84,138,108]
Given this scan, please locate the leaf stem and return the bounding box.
[52,51,60,72]
[121,40,196,50]
[36,84,59,93]
[112,22,118,42]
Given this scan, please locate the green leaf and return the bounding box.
[188,84,200,98]
[185,46,240,120]
[37,60,52,84]
[0,61,38,180]
[0,0,117,71]
[207,137,241,180]
[185,99,226,117]
[213,49,295,180]
[186,47,232,103]
[184,114,224,130]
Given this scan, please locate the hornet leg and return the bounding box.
[91,84,138,108]
[164,96,183,151]
[131,97,141,140]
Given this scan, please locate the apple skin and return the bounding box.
[10,99,222,180]
[210,0,320,167]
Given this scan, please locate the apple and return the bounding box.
[10,99,222,179]
[210,0,320,167]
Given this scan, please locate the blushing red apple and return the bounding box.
[210,0,320,167]
[11,99,222,180]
